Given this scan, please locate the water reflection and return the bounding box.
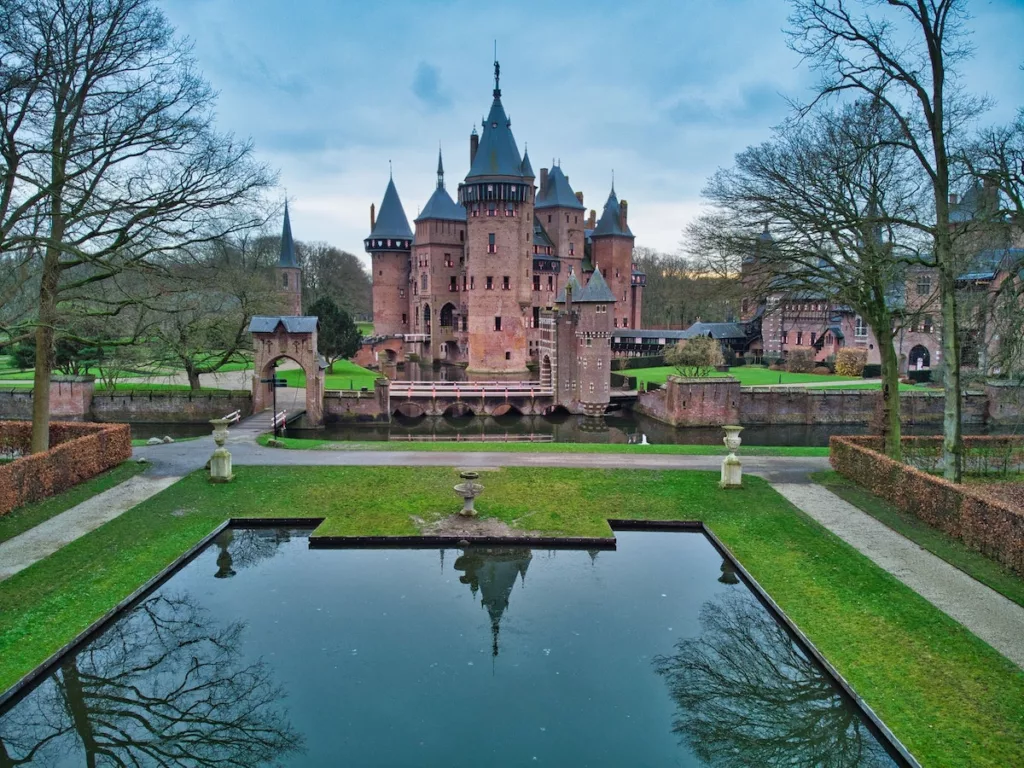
[212,528,294,579]
[0,594,304,767]
[453,547,532,657]
[653,591,895,768]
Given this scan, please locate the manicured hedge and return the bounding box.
[830,435,1024,575]
[609,372,638,389]
[611,355,664,371]
[0,421,132,517]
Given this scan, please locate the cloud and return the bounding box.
[412,62,452,112]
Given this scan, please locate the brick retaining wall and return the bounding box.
[0,386,252,423]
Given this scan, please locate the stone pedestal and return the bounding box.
[720,425,743,489]
[209,418,234,483]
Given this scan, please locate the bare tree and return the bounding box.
[688,100,930,458]
[786,0,988,480]
[0,0,274,451]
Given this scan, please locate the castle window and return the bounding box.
[462,275,467,291]
[597,358,603,369]
[548,275,553,290]
[566,214,569,223]
[505,203,515,217]
[470,276,475,290]
[421,273,428,291]
[781,331,788,344]
[575,215,578,223]
[622,318,628,328]
[533,306,540,328]
[399,288,405,298]
[402,313,407,324]
[923,315,934,333]
[486,276,493,290]
[796,331,803,345]
[533,275,541,291]
[282,272,288,288]
[502,275,510,290]
[547,215,552,224]
[569,242,575,256]
[811,332,817,345]
[449,276,457,292]
[488,202,496,217]
[494,316,502,331]
[855,317,867,337]
[916,275,931,296]
[614,318,618,328]
[589,382,595,393]
[505,351,511,360]
[444,253,453,267]
[586,338,592,347]
[488,233,496,253]
[460,230,465,241]
[462,316,467,331]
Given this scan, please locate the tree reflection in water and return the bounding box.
[653,590,896,768]
[0,593,303,767]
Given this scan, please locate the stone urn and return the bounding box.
[454,470,484,517]
[208,418,234,483]
[720,425,743,489]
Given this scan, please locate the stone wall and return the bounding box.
[634,376,741,427]
[986,381,1024,425]
[0,384,252,423]
[324,379,390,422]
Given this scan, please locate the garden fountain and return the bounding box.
[454,470,484,516]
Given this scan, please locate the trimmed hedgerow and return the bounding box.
[830,435,1024,575]
[0,421,132,517]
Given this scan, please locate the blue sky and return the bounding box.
[163,0,1024,262]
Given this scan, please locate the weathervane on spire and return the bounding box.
[493,42,501,98]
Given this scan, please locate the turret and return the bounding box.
[365,175,413,336]
[536,163,586,282]
[276,202,302,315]
[590,184,638,329]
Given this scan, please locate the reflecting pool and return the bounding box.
[0,529,905,767]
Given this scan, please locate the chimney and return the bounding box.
[949,193,958,206]
[470,131,479,166]
[370,203,376,231]
[588,209,596,229]
[575,191,584,206]
[619,200,628,231]
[539,168,549,197]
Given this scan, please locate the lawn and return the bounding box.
[630,365,861,388]
[257,434,830,456]
[813,470,1024,609]
[0,467,1021,766]
[357,321,374,336]
[0,462,146,545]
[275,359,379,391]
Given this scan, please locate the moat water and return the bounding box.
[0,528,904,767]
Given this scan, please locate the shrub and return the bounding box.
[835,348,867,377]
[830,435,1024,575]
[785,347,815,373]
[863,363,882,378]
[813,366,832,375]
[612,355,665,371]
[665,337,724,377]
[907,369,932,383]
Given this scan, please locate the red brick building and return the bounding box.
[363,62,644,376]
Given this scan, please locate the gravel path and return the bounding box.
[774,482,1024,669]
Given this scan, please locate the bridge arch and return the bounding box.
[492,403,523,418]
[394,402,426,419]
[443,402,475,419]
[250,317,323,426]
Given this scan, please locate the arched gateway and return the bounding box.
[249,316,325,427]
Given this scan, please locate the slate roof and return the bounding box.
[466,89,525,180]
[680,321,750,340]
[592,187,633,237]
[950,182,983,223]
[369,178,413,239]
[574,266,617,303]
[533,220,554,248]
[536,165,585,210]
[249,316,318,334]
[278,203,297,267]
[958,248,1024,281]
[520,148,534,178]
[554,268,584,303]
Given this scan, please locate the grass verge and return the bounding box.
[0,462,146,545]
[812,470,1024,609]
[255,434,831,456]
[0,467,1021,765]
[276,359,378,391]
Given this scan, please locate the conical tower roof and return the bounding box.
[278,202,297,267]
[368,177,413,240]
[555,267,584,303]
[575,264,617,303]
[592,186,633,237]
[520,147,534,178]
[466,62,526,180]
[416,149,466,223]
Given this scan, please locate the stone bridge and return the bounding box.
[389,382,557,418]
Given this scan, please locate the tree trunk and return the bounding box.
[186,366,202,391]
[60,657,100,768]
[938,262,963,482]
[327,359,335,375]
[879,336,902,461]
[30,244,62,454]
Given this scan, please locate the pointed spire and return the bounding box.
[520,145,534,178]
[437,146,445,189]
[366,176,413,242]
[278,201,297,267]
[592,185,633,237]
[575,262,617,303]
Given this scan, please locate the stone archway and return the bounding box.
[250,316,324,426]
[908,344,930,370]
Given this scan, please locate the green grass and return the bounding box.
[256,433,830,456]
[0,462,146,545]
[0,467,1021,766]
[0,381,242,393]
[357,322,374,336]
[801,382,929,391]
[630,365,861,388]
[276,359,379,391]
[813,470,1024,609]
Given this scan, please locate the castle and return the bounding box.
[362,62,644,383]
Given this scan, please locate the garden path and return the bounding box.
[774,482,1024,668]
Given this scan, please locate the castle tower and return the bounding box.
[553,266,614,415]
[414,148,467,362]
[590,185,639,329]
[457,60,535,375]
[536,164,586,282]
[365,175,413,337]
[276,202,302,315]
[741,223,773,321]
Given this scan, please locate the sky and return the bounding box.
[162,0,1024,264]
